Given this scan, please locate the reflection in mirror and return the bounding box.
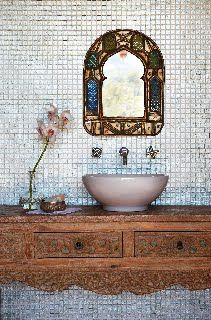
[102,51,145,118]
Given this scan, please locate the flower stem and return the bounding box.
[28,139,49,210]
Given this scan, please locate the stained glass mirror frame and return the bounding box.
[83,29,165,136]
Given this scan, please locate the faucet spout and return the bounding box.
[123,156,127,165]
[119,147,129,165]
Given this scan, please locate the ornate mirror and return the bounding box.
[83,29,165,136]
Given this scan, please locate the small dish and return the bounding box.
[40,200,66,213]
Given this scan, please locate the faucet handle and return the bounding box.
[146,146,159,159]
[92,147,102,158]
[119,147,129,156]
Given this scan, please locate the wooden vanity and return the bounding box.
[0,205,211,295]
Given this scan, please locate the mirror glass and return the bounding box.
[102,50,145,117]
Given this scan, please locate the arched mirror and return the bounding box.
[83,29,165,136]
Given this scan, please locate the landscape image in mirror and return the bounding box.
[102,50,145,117]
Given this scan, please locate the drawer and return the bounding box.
[135,232,211,257]
[34,232,122,258]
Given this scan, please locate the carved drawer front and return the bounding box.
[34,232,122,258]
[0,232,26,260]
[135,232,211,257]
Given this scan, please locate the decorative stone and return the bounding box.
[86,79,98,114]
[149,50,161,68]
[190,246,197,253]
[103,33,116,52]
[86,52,98,69]
[132,34,144,51]
[151,241,158,247]
[51,240,58,247]
[150,77,161,112]
[200,239,207,247]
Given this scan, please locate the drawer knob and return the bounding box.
[177,241,183,250]
[74,241,84,250]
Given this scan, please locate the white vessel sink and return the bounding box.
[82,174,169,212]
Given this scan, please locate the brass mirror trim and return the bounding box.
[83,29,165,136]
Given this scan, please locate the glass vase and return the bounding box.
[19,171,42,210]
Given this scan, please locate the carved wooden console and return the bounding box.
[0,205,211,295]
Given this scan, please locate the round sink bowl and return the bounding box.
[82,174,169,212]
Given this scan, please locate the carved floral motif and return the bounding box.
[0,270,211,294]
[34,232,122,258]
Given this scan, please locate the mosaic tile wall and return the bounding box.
[0,0,210,319]
[0,0,210,206]
[1,283,211,320]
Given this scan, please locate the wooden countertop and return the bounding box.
[0,205,210,223]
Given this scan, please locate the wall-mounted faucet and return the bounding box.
[119,147,129,165]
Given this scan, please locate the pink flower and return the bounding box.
[45,124,59,144]
[59,110,71,129]
[36,105,71,144]
[36,120,47,140]
[47,104,58,123]
[36,120,58,144]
